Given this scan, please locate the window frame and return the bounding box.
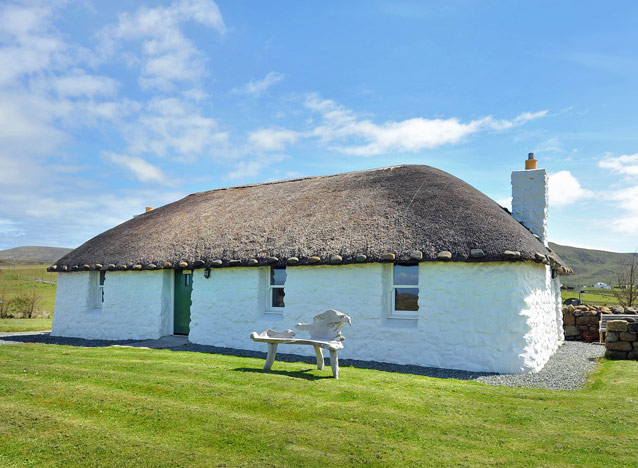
[266,266,286,315]
[96,270,106,308]
[389,264,419,320]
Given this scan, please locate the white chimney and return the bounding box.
[511,153,548,246]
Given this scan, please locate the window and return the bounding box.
[267,267,286,313]
[96,271,106,307]
[390,264,419,319]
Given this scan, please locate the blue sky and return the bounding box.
[0,0,637,252]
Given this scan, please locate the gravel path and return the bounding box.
[0,332,604,391]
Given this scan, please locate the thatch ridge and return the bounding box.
[50,165,570,274]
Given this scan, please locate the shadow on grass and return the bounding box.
[0,332,499,380]
[233,367,334,381]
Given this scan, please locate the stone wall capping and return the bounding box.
[82,264,91,270]
[193,260,205,268]
[355,254,367,262]
[409,251,423,261]
[330,255,343,264]
[95,264,103,270]
[247,259,258,266]
[71,265,79,271]
[61,265,68,271]
[503,250,521,260]
[119,265,128,270]
[132,264,143,270]
[163,262,173,268]
[211,259,223,267]
[108,264,116,271]
[534,252,546,263]
[308,256,321,264]
[286,257,299,265]
[437,251,452,260]
[266,257,279,264]
[470,249,485,258]
[380,253,396,261]
[144,264,157,270]
[178,261,188,268]
[229,259,241,266]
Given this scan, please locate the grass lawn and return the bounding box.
[561,288,620,306]
[0,318,53,332]
[0,345,636,467]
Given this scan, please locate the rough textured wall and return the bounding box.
[52,270,173,340]
[511,168,548,245]
[605,319,638,360]
[189,262,561,373]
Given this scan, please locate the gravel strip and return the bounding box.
[0,333,604,391]
[476,341,605,391]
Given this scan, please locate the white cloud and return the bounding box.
[0,218,25,237]
[548,171,593,207]
[227,154,288,180]
[599,153,638,176]
[125,97,228,160]
[51,73,119,97]
[101,0,225,90]
[0,2,68,86]
[248,128,299,151]
[234,71,285,96]
[105,152,172,185]
[607,186,638,235]
[304,94,547,156]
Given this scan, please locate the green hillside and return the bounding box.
[0,246,72,264]
[549,242,635,287]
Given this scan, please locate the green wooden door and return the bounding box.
[174,271,193,335]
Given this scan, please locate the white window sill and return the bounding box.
[261,312,284,321]
[384,316,418,329]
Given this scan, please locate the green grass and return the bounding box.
[0,318,53,332]
[0,263,57,317]
[561,288,621,306]
[0,345,636,467]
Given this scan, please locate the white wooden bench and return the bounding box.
[599,314,638,343]
[250,309,352,378]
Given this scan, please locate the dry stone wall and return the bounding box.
[605,319,638,360]
[562,304,637,342]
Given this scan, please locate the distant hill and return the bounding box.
[0,246,73,263]
[549,242,635,287]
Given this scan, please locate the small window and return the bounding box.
[267,267,286,313]
[96,271,106,307]
[391,264,418,319]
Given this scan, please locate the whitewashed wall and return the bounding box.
[189,262,562,374]
[52,270,173,340]
[52,262,562,372]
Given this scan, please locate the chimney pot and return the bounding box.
[525,152,537,170]
[145,206,153,213]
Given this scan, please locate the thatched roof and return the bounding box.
[51,165,570,274]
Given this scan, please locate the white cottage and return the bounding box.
[50,156,571,373]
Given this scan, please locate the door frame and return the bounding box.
[173,269,193,336]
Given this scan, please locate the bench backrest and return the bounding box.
[295,309,352,341]
[600,314,638,330]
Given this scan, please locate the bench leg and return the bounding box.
[264,343,278,371]
[329,350,339,379]
[314,346,324,370]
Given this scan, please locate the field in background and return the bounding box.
[561,288,621,306]
[0,318,53,332]
[0,263,56,328]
